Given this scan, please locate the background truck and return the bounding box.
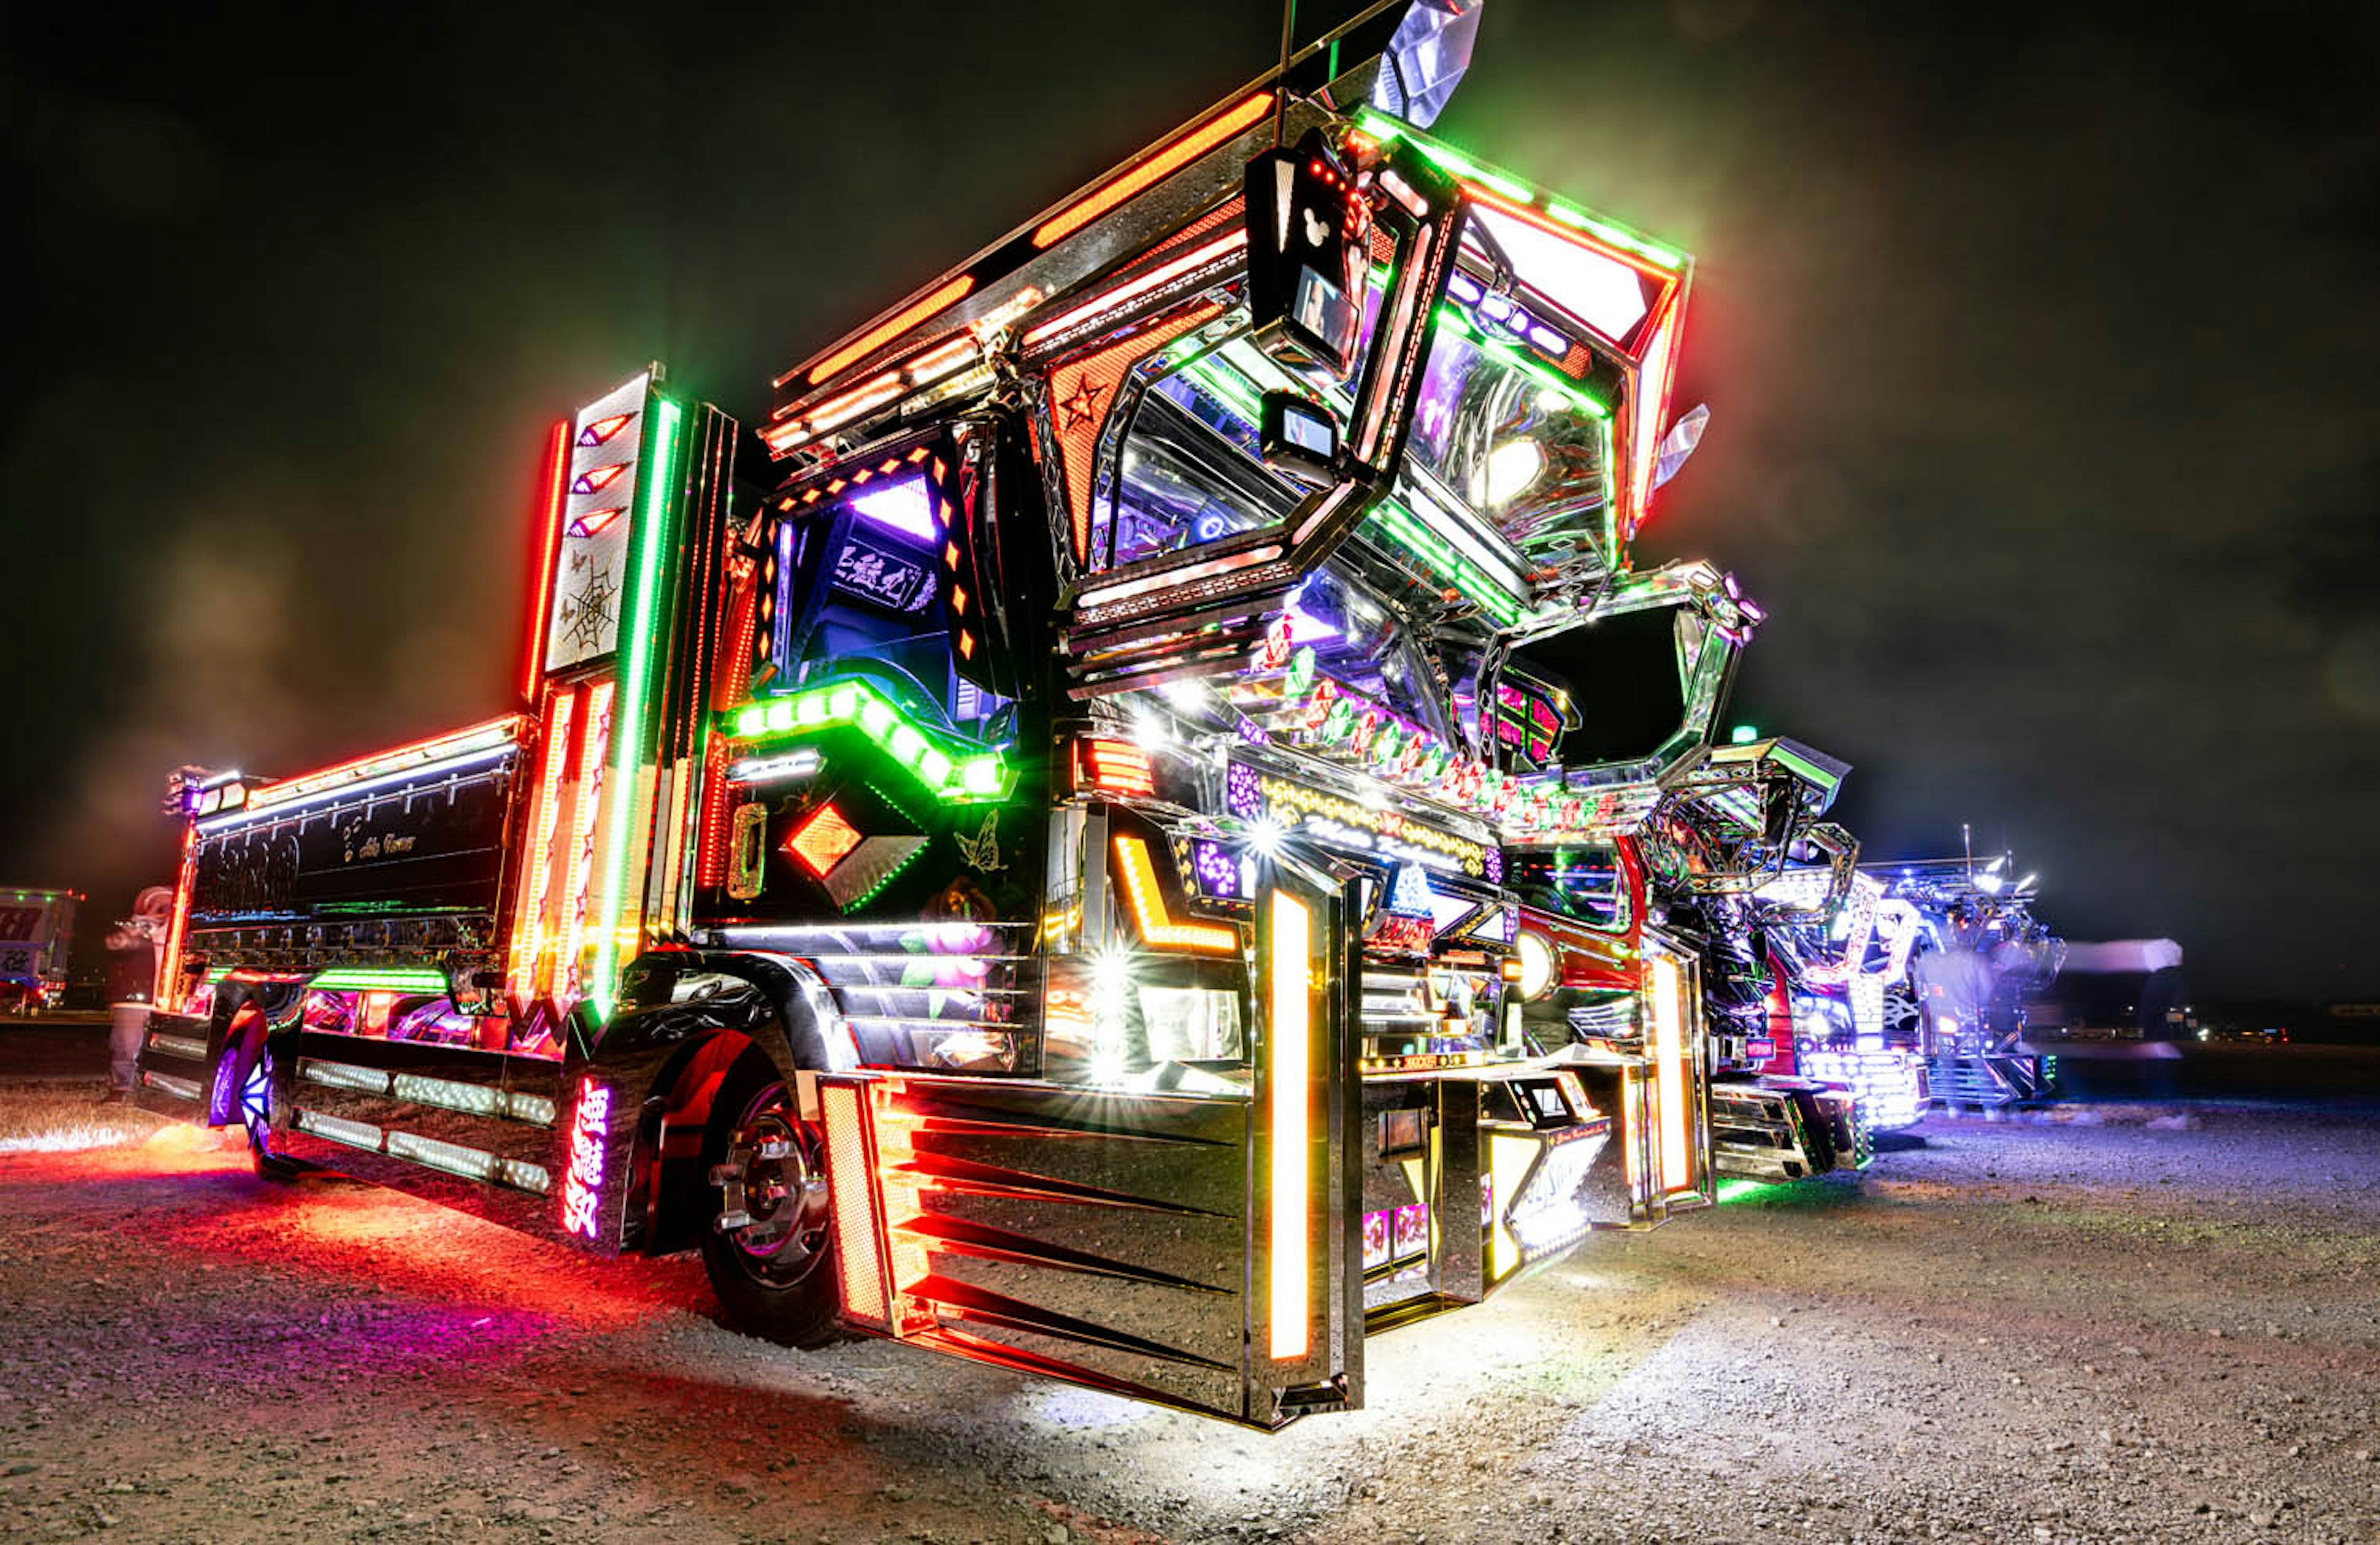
[0,885,80,1013]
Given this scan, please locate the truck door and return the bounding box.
[808,856,1361,1428]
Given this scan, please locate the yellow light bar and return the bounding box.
[1268,891,1311,1362]
[1649,954,1691,1193]
[1113,835,1239,954]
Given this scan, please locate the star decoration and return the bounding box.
[1056,377,1105,433]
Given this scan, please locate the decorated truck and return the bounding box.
[136,9,1740,1428]
[0,886,81,1013]
[1507,724,1877,1185]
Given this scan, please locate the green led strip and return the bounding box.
[201,966,449,995]
[723,680,1013,803]
[1364,499,1523,627]
[313,967,449,994]
[1355,109,1686,271]
[593,395,684,1017]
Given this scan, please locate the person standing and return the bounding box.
[99,889,170,1103]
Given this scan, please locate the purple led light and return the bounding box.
[1226,762,1263,821]
[848,474,937,542]
[1191,839,1241,900]
[1484,845,1504,885]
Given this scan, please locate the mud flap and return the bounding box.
[129,1011,220,1123]
[810,865,1361,1428]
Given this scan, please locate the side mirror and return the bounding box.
[1243,127,1370,381]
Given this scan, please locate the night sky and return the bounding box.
[9,3,2378,1000]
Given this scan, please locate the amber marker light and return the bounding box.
[1031,91,1273,250]
[1113,835,1238,954]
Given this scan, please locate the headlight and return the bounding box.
[1516,931,1555,1000]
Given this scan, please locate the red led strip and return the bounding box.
[1030,90,1273,249]
[521,420,570,702]
[803,276,976,388]
[1077,737,1155,799]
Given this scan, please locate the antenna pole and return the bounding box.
[1274,0,1297,147]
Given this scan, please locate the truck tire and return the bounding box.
[698,1063,840,1348]
[223,1041,305,1182]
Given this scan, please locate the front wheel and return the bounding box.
[698,1068,840,1347]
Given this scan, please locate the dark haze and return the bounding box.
[7,2,2378,999]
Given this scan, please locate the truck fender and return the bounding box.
[585,949,854,1254]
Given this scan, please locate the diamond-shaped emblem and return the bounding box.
[787,803,862,877]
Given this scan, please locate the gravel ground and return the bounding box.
[2,1085,2376,1544]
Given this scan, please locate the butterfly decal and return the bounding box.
[954,811,1003,873]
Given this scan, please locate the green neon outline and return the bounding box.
[591,394,684,1016]
[1355,108,1687,273]
[721,679,1015,804]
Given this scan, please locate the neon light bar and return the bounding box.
[1022,229,1247,350]
[144,1032,208,1061]
[305,967,448,995]
[142,1069,202,1102]
[296,1109,382,1151]
[722,682,1012,802]
[1031,90,1272,249]
[1113,836,1238,954]
[1268,889,1311,1362]
[725,748,822,785]
[592,395,682,1016]
[509,687,578,1003]
[299,1059,389,1094]
[1629,301,1683,527]
[1355,108,1686,271]
[1077,738,1155,799]
[804,275,976,387]
[522,420,570,700]
[386,1129,550,1193]
[1364,499,1523,626]
[557,680,614,1004]
[1649,953,1691,1194]
[223,719,521,824]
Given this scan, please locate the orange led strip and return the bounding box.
[1032,90,1273,250]
[1112,836,1238,955]
[508,687,578,1003]
[804,276,976,387]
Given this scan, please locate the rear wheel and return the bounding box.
[698,1067,839,1347]
[221,1042,304,1181]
